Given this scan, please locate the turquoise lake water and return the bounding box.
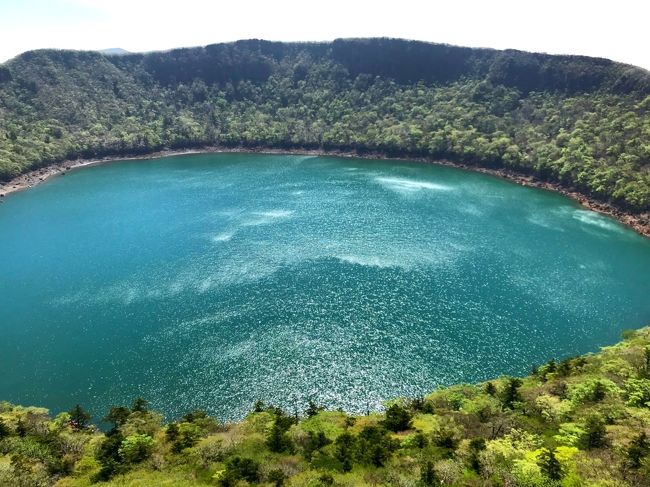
[1,153,649,421]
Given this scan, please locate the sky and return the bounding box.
[0,0,648,70]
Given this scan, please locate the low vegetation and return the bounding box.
[2,327,650,486]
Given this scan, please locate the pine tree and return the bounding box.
[627,432,650,468]
[420,461,439,486]
[583,415,607,449]
[305,400,323,418]
[537,448,563,481]
[0,419,10,439]
[501,377,522,409]
[335,432,355,472]
[591,381,607,402]
[383,403,413,432]
[68,404,91,430]
[484,382,497,396]
[131,397,148,413]
[266,420,292,453]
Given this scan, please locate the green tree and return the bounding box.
[317,473,334,486]
[420,460,439,486]
[131,397,148,413]
[104,406,130,430]
[303,431,331,461]
[627,432,650,468]
[468,437,486,473]
[220,457,259,485]
[485,382,497,396]
[268,468,286,486]
[501,377,522,409]
[356,426,396,467]
[171,422,202,453]
[119,434,155,463]
[68,404,91,430]
[165,422,179,442]
[266,420,293,453]
[582,414,608,449]
[94,432,125,481]
[591,380,607,402]
[306,400,324,418]
[383,403,413,432]
[0,419,10,439]
[537,448,563,481]
[335,431,355,472]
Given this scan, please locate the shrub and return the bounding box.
[118,434,155,463]
[625,378,650,407]
[382,403,413,432]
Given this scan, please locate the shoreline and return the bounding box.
[1,145,649,237]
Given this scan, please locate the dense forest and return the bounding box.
[2,328,650,486]
[1,38,650,212]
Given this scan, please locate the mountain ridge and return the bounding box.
[0,37,649,215]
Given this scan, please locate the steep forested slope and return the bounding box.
[1,38,649,210]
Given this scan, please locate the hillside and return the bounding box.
[0,38,649,216]
[1,328,650,486]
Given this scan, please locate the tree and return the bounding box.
[303,431,331,460]
[485,382,497,396]
[182,409,208,423]
[546,359,557,374]
[356,426,396,467]
[627,432,650,468]
[165,422,179,442]
[501,377,522,409]
[94,432,125,481]
[171,422,202,453]
[131,397,148,413]
[119,434,155,463]
[335,432,355,472]
[305,400,324,418]
[420,460,439,486]
[383,403,413,432]
[268,468,286,487]
[0,419,10,439]
[317,473,334,486]
[222,457,259,484]
[266,420,292,453]
[68,404,91,430]
[558,358,573,377]
[104,406,130,430]
[468,437,486,473]
[591,380,607,402]
[537,448,563,481]
[583,414,608,449]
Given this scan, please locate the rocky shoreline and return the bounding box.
[1,146,649,237]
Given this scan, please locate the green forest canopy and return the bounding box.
[1,38,649,211]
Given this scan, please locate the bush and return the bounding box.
[217,457,259,486]
[382,403,413,432]
[118,434,155,463]
[625,378,650,407]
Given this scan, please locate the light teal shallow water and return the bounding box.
[1,153,650,421]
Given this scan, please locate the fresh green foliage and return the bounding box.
[118,434,154,463]
[2,328,650,485]
[1,39,650,213]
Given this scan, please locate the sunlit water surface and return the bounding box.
[1,153,649,420]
